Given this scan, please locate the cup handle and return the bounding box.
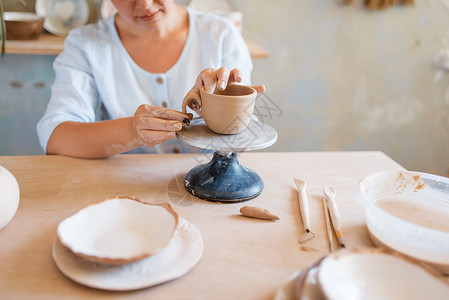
[182,91,203,116]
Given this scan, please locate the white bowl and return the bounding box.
[318,248,449,300]
[357,171,449,274]
[35,0,89,36]
[295,259,326,300]
[57,197,178,265]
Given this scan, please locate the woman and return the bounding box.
[37,0,264,158]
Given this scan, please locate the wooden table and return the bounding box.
[0,152,404,299]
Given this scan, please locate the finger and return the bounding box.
[140,104,191,124]
[192,76,202,94]
[216,67,230,90]
[195,68,216,94]
[251,85,266,93]
[138,116,183,132]
[229,68,242,84]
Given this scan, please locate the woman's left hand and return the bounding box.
[192,67,265,94]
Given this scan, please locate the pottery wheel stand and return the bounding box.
[177,118,278,203]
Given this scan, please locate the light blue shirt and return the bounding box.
[37,7,253,154]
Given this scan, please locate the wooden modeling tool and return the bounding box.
[294,179,316,244]
[323,186,346,249]
[322,197,334,252]
[364,0,414,10]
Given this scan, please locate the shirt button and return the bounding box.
[162,102,167,108]
[157,77,163,84]
[173,147,180,154]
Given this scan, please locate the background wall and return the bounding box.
[1,0,449,176]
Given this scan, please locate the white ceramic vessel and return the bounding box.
[274,259,325,300]
[358,171,449,274]
[36,0,89,36]
[273,270,302,300]
[0,166,20,230]
[318,249,449,300]
[57,197,179,265]
[275,248,449,300]
[53,217,203,291]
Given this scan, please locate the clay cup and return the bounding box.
[182,85,257,135]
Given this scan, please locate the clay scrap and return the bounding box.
[240,206,279,221]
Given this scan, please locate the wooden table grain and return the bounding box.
[0,152,404,299]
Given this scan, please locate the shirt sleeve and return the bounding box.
[36,29,100,153]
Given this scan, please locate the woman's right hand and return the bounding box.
[192,67,265,94]
[132,104,192,147]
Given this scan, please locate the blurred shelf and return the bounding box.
[5,34,65,55]
[245,39,269,59]
[5,33,269,58]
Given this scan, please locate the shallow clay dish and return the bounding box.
[57,197,179,265]
[318,248,449,300]
[358,171,449,274]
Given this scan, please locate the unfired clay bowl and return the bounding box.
[182,84,257,135]
[57,197,179,265]
[4,12,44,40]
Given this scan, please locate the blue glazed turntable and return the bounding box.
[177,118,277,203]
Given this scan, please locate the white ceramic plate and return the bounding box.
[318,249,449,300]
[52,218,203,291]
[57,198,178,265]
[36,0,89,36]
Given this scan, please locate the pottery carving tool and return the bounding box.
[294,179,316,243]
[322,197,334,252]
[323,186,346,249]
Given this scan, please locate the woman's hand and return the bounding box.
[192,67,265,94]
[46,105,192,158]
[132,104,192,147]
